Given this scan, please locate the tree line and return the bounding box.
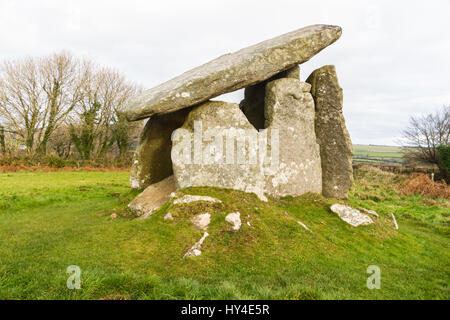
[0,51,448,177]
[0,52,142,165]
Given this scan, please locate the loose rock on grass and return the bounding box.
[164,212,174,220]
[359,207,379,218]
[183,232,209,258]
[191,213,211,230]
[330,204,373,227]
[298,220,312,232]
[173,195,222,205]
[225,212,242,231]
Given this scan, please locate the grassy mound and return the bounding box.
[0,168,448,299]
[350,166,449,224]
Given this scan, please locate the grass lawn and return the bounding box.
[0,168,448,299]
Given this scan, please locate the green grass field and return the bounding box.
[353,145,404,165]
[0,168,448,299]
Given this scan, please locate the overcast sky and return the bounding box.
[1,0,449,145]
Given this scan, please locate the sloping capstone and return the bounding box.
[264,78,322,197]
[240,65,300,129]
[171,101,267,201]
[130,109,190,189]
[306,65,353,199]
[126,25,342,121]
[128,175,176,218]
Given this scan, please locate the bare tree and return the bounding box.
[0,52,84,155]
[0,125,5,153]
[0,125,23,155]
[47,124,74,159]
[0,52,141,162]
[71,66,140,160]
[402,106,450,171]
[0,57,42,152]
[37,52,84,153]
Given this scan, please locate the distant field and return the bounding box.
[353,144,404,165]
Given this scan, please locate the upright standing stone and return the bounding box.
[240,65,300,129]
[130,109,190,189]
[263,78,322,197]
[171,101,267,201]
[306,65,353,199]
[125,25,342,120]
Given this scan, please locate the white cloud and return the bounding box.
[0,0,449,145]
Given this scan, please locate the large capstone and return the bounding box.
[171,101,267,201]
[126,25,342,121]
[240,65,300,130]
[306,65,353,199]
[130,109,190,189]
[263,78,322,197]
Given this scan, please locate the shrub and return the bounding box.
[47,155,66,168]
[437,145,450,183]
[0,154,131,171]
[399,173,450,199]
